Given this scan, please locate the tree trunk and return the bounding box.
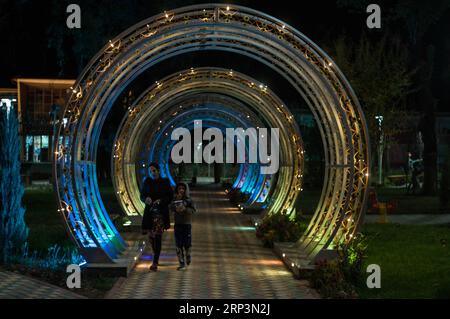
[378,140,384,185]
[419,108,438,195]
[418,79,438,195]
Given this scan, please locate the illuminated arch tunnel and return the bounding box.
[112,68,303,223]
[53,4,370,266]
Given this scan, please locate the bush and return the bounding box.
[337,234,368,285]
[227,190,250,205]
[0,107,29,263]
[9,242,84,271]
[309,259,358,299]
[255,213,307,248]
[309,234,368,298]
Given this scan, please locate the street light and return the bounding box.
[375,115,384,185]
[50,104,61,156]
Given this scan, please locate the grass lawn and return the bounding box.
[23,185,123,252]
[20,186,121,298]
[23,188,73,252]
[357,223,450,298]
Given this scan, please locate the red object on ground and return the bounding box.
[368,188,397,214]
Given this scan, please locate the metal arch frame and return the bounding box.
[118,105,265,216]
[53,4,370,264]
[112,68,301,219]
[115,94,266,217]
[140,97,265,194]
[142,106,262,192]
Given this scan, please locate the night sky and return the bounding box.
[1,0,449,111]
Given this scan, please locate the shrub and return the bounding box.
[9,242,84,271]
[227,190,250,205]
[309,259,358,299]
[0,107,29,263]
[255,213,307,248]
[337,234,368,285]
[309,234,368,298]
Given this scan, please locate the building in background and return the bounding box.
[8,79,75,184]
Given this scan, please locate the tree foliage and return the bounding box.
[331,33,413,169]
[0,106,29,264]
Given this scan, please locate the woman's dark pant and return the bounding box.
[149,234,162,264]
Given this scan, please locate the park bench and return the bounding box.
[386,174,407,186]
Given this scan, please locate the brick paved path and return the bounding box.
[0,271,85,299]
[107,185,319,299]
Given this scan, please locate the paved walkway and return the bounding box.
[107,185,319,299]
[365,214,450,225]
[0,270,85,299]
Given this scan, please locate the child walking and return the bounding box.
[170,182,196,270]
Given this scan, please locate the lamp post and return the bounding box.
[375,115,384,185]
[50,104,61,156]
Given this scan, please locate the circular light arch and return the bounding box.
[53,4,370,264]
[112,68,302,220]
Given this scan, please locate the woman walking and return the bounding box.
[140,162,173,271]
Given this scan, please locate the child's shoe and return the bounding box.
[186,248,191,265]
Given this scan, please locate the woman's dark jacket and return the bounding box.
[140,176,174,231]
